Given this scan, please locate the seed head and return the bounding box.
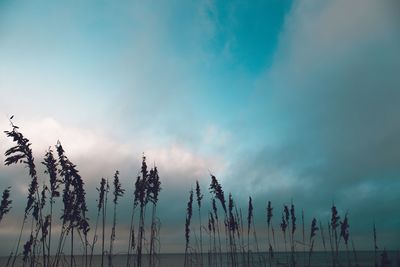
[267,201,273,227]
[113,170,125,204]
[247,196,253,234]
[209,175,226,213]
[290,203,296,235]
[331,204,340,231]
[195,180,203,209]
[0,187,12,222]
[340,213,349,245]
[310,218,319,241]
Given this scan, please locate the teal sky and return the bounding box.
[0,0,399,254]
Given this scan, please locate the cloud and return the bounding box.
[1,0,399,254]
[0,114,231,254]
[223,0,400,248]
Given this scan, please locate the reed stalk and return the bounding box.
[331,205,340,267]
[195,180,203,267]
[136,156,149,267]
[340,213,350,267]
[307,218,318,267]
[290,203,296,267]
[4,120,43,267]
[281,206,289,266]
[212,198,223,267]
[109,171,125,267]
[373,224,378,267]
[209,175,226,267]
[90,178,106,267]
[184,189,193,267]
[54,142,89,267]
[42,148,60,267]
[148,166,161,267]
[101,179,109,267]
[302,210,305,267]
[266,201,273,267]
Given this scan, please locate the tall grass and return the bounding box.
[195,180,204,267]
[181,174,399,267]
[90,177,106,267]
[136,156,148,267]
[3,120,162,267]
[109,171,125,267]
[2,119,398,267]
[330,204,340,267]
[148,166,161,267]
[184,189,194,267]
[4,120,44,267]
[266,201,273,267]
[54,141,89,267]
[42,148,60,267]
[307,218,318,267]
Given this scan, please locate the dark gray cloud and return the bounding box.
[221,0,400,249]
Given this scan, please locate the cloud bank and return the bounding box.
[0,0,399,254]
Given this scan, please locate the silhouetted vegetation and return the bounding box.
[2,119,162,267]
[0,187,12,223]
[1,118,398,267]
[184,175,398,267]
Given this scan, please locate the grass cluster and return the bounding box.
[1,118,398,267]
[2,119,161,267]
[183,175,399,267]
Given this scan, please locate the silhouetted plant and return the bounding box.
[331,204,340,266]
[22,234,34,266]
[195,180,203,267]
[2,120,399,267]
[302,209,306,267]
[209,175,226,213]
[308,218,318,267]
[42,147,60,267]
[374,223,379,267]
[127,173,139,267]
[227,193,238,266]
[54,142,89,267]
[0,187,12,223]
[101,179,109,267]
[290,202,296,267]
[207,213,213,266]
[212,198,223,267]
[340,213,351,267]
[236,206,246,267]
[210,175,234,266]
[281,206,289,265]
[90,177,106,267]
[4,120,44,267]
[247,196,262,266]
[266,201,273,267]
[136,155,149,267]
[247,197,253,267]
[148,166,161,267]
[126,157,149,267]
[184,189,194,267]
[109,171,125,267]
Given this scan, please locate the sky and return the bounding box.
[0,0,399,255]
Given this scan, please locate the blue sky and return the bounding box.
[0,0,399,254]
